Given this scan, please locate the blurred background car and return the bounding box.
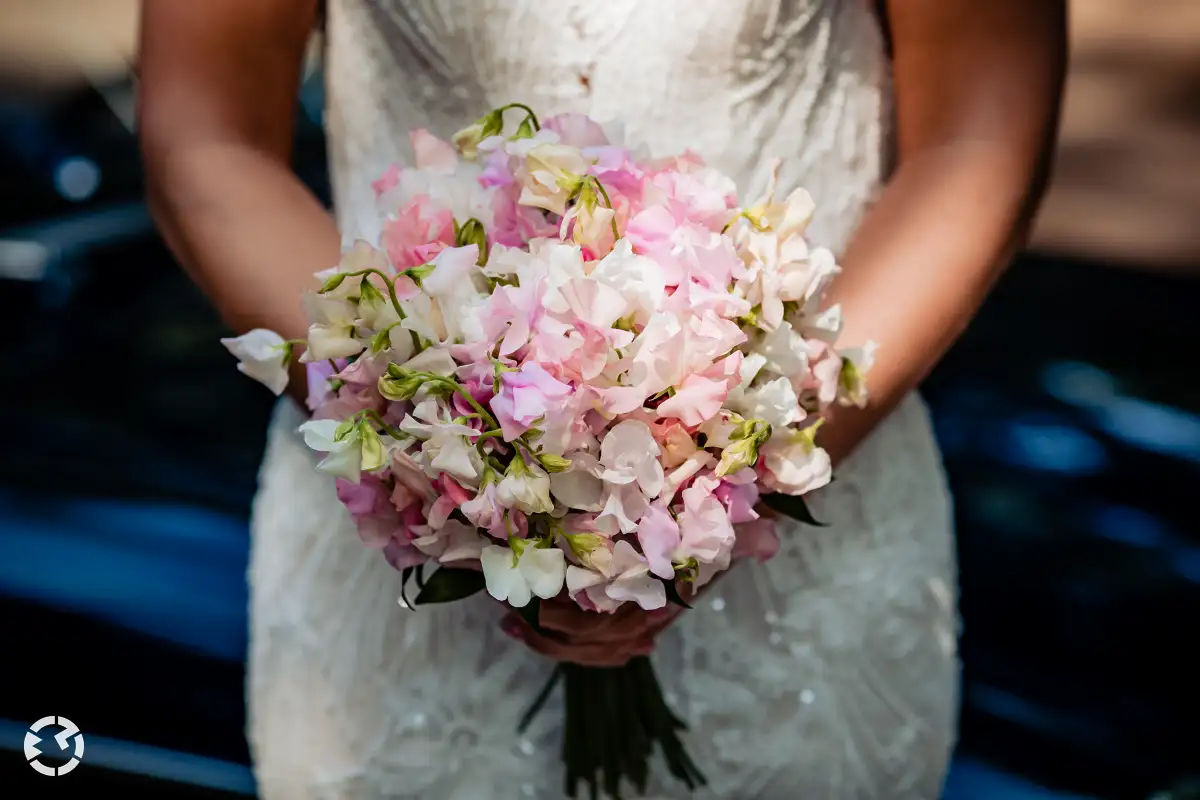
[1,1,1197,796]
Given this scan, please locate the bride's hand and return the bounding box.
[500,594,688,668]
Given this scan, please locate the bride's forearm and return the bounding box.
[146,140,341,342]
[818,140,1047,464]
[145,140,341,401]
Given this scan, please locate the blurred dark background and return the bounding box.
[1,1,1197,797]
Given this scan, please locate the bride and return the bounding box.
[138,1,1064,797]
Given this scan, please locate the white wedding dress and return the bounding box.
[248,1,960,797]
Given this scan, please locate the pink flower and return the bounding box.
[636,501,680,579]
[730,517,779,563]
[544,113,610,148]
[715,474,760,524]
[656,374,729,427]
[381,195,455,269]
[565,540,666,612]
[491,361,573,441]
[371,164,401,197]
[677,475,736,570]
[409,128,458,175]
[337,474,406,549]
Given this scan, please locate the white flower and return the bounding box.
[761,425,832,495]
[756,321,808,381]
[548,451,605,511]
[598,420,664,497]
[496,458,554,515]
[481,544,566,607]
[313,240,388,302]
[220,329,290,396]
[727,375,803,428]
[298,418,385,482]
[400,399,483,485]
[421,244,481,299]
[299,293,363,362]
[837,342,877,408]
[565,541,666,612]
[414,519,486,564]
[596,484,651,535]
[517,143,590,215]
[588,239,666,324]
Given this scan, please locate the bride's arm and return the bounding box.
[138,0,339,398]
[818,0,1067,464]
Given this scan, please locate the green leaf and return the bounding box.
[413,567,486,604]
[760,492,827,526]
[662,578,693,609]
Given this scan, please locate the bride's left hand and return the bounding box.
[500,594,687,667]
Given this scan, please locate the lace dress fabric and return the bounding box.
[248,1,959,797]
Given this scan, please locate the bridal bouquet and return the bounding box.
[223,103,873,797]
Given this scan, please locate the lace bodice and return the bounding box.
[245,2,958,797]
[323,0,891,255]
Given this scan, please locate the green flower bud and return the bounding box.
[377,367,426,401]
[563,532,606,559]
[511,115,537,141]
[538,453,573,474]
[455,218,489,265]
[358,422,387,472]
[319,272,349,293]
[715,418,771,477]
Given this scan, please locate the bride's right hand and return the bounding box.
[500,595,686,667]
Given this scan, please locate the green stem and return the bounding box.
[498,102,541,130]
[588,177,622,242]
[426,375,499,430]
[333,267,423,352]
[360,408,407,441]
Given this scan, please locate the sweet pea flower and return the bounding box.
[599,420,664,498]
[299,293,363,362]
[656,374,730,427]
[299,417,388,483]
[727,375,804,428]
[399,398,484,485]
[414,518,486,564]
[496,456,554,515]
[491,361,573,441]
[544,113,611,148]
[635,502,681,580]
[314,239,391,302]
[588,239,666,325]
[837,343,877,408]
[461,479,506,539]
[761,423,832,495]
[565,540,666,612]
[730,516,780,563]
[517,143,590,215]
[372,164,402,198]
[543,277,632,380]
[481,543,567,607]
[410,128,459,175]
[336,474,399,547]
[548,451,606,512]
[756,320,809,381]
[220,329,290,396]
[381,195,456,269]
[676,475,737,584]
